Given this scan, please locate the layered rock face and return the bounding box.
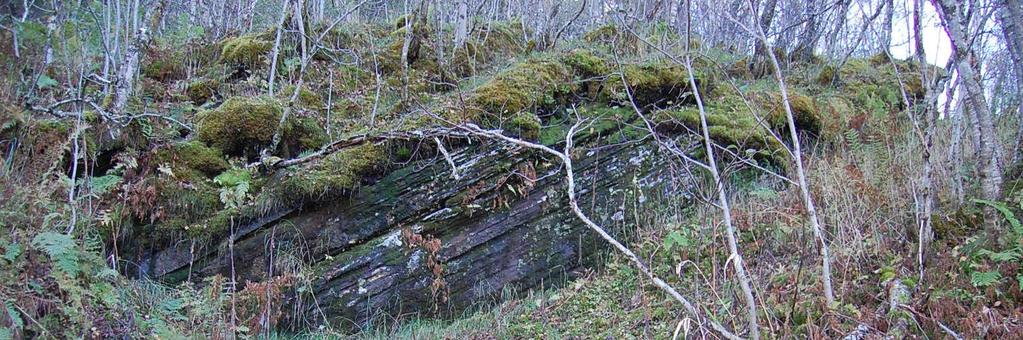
[134,135,681,328]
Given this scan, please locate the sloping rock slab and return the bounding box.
[145,139,680,329]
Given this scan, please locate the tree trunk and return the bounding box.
[996,0,1023,163]
[751,0,778,77]
[453,0,469,48]
[792,0,821,61]
[751,4,836,306]
[882,0,894,51]
[267,0,290,97]
[684,50,760,340]
[912,0,938,284]
[110,0,166,114]
[934,0,1004,217]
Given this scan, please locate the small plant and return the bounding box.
[214,169,252,209]
[963,199,1023,290]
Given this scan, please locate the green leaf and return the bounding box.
[1,242,21,263]
[970,270,1002,288]
[663,231,692,252]
[0,327,11,340]
[31,232,79,276]
[35,74,58,89]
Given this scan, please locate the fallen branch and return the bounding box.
[30,97,192,131]
[270,127,471,169]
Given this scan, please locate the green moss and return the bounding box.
[289,117,329,151]
[195,96,326,157]
[755,90,822,136]
[583,24,638,52]
[281,85,325,110]
[932,208,984,242]
[185,78,220,105]
[155,141,229,178]
[219,34,272,67]
[604,62,697,108]
[868,52,892,65]
[562,49,610,78]
[150,173,224,238]
[275,144,385,202]
[505,112,541,141]
[824,58,929,111]
[472,56,575,116]
[196,96,282,157]
[450,21,527,76]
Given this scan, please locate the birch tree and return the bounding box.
[110,0,167,114]
[933,0,1004,206]
[746,0,836,307]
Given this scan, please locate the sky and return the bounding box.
[888,0,953,66]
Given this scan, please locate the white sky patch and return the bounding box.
[888,0,953,66]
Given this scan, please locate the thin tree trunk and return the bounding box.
[678,4,759,336]
[882,0,894,51]
[110,0,167,114]
[996,0,1023,164]
[454,0,469,48]
[934,0,1005,241]
[751,0,778,76]
[912,0,936,284]
[934,0,1003,203]
[684,37,760,340]
[244,0,259,32]
[749,1,836,306]
[267,0,290,97]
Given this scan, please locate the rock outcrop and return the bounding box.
[133,134,682,329]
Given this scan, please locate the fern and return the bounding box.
[970,271,1002,288]
[3,300,22,330]
[979,249,1022,262]
[89,175,123,196]
[973,199,1022,235]
[844,129,862,153]
[1,241,20,263]
[31,232,79,276]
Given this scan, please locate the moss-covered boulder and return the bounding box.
[754,90,822,136]
[504,112,542,141]
[603,62,698,109]
[154,141,229,178]
[220,34,273,68]
[562,49,610,78]
[450,21,528,76]
[472,56,575,116]
[656,97,780,158]
[185,78,220,105]
[195,96,326,158]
